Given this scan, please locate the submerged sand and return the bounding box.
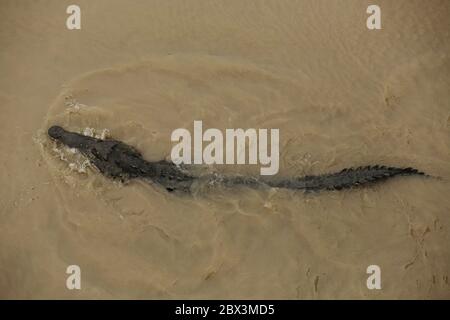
[0,0,449,299]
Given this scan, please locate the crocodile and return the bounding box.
[48,125,427,193]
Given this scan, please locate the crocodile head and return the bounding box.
[48,125,143,180]
[48,125,98,150]
[48,125,65,140]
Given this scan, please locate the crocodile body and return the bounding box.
[48,126,426,193]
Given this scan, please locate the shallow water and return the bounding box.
[0,0,449,298]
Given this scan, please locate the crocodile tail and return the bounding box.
[309,165,426,191]
[270,165,426,191]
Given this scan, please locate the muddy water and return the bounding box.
[1,0,449,299]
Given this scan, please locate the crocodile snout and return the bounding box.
[48,126,66,140]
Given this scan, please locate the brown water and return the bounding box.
[1,0,449,299]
